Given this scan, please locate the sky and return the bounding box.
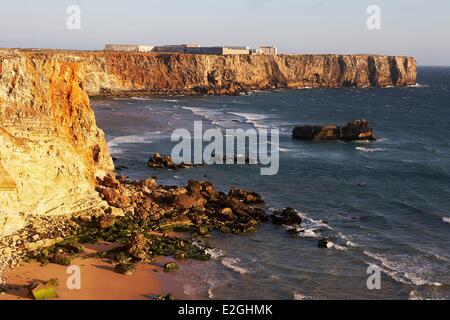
[1,0,449,66]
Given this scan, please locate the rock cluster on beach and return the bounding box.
[292,119,375,141]
[95,173,268,235]
[17,173,269,278]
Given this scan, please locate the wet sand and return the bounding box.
[0,242,190,300]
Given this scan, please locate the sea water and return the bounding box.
[93,67,450,300]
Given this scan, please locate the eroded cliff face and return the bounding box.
[0,50,113,236]
[70,52,417,96]
[0,49,416,237]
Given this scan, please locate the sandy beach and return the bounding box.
[1,242,188,300]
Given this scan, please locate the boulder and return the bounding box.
[318,238,334,249]
[126,234,149,261]
[228,187,264,204]
[340,119,375,141]
[163,262,177,272]
[100,187,131,208]
[292,125,328,140]
[314,125,340,140]
[97,215,116,229]
[292,119,375,141]
[28,279,59,300]
[270,208,302,226]
[98,173,120,189]
[175,194,205,210]
[148,153,177,169]
[157,293,175,300]
[115,263,136,276]
[218,208,235,220]
[56,240,84,254]
[50,252,72,266]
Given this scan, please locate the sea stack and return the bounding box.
[292,120,375,141]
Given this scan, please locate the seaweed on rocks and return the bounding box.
[25,173,269,272]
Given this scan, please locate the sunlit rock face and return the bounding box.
[75,52,416,96]
[0,50,113,236]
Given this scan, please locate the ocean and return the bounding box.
[92,67,450,300]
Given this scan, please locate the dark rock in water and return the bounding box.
[315,125,341,140]
[115,263,136,276]
[148,153,200,169]
[148,153,175,169]
[318,238,334,249]
[270,207,302,226]
[292,119,375,141]
[340,119,375,141]
[292,125,333,140]
[228,187,264,204]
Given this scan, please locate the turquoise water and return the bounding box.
[93,67,450,300]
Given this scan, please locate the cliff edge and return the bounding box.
[0,50,113,236]
[76,52,417,96]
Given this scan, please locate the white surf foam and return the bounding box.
[228,112,270,129]
[107,135,152,155]
[284,209,333,239]
[443,217,450,225]
[408,83,430,88]
[221,258,249,275]
[130,97,153,101]
[293,292,309,300]
[363,251,443,287]
[181,106,233,127]
[333,244,348,251]
[205,248,225,260]
[356,146,385,153]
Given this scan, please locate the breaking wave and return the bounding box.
[107,134,152,155]
[228,112,271,129]
[221,258,249,275]
[356,146,385,153]
[205,248,249,275]
[363,251,443,287]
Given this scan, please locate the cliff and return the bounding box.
[0,49,416,237]
[75,52,417,96]
[0,50,113,236]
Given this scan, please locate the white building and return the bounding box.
[104,44,155,52]
[257,46,278,55]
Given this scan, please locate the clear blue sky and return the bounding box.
[1,0,449,65]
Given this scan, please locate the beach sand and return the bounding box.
[0,242,190,300]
